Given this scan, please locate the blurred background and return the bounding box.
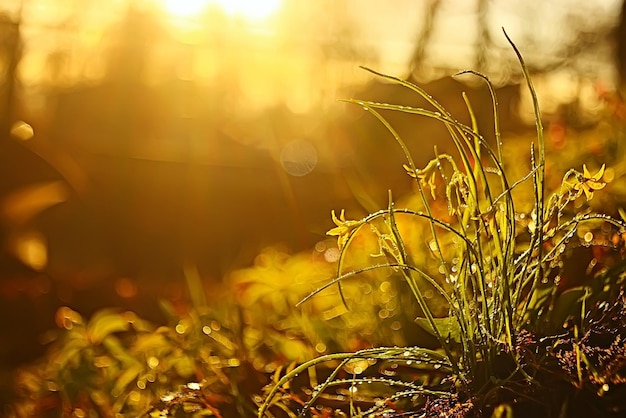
[0,0,624,406]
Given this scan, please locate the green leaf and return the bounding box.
[102,335,136,364]
[87,309,130,344]
[172,355,195,378]
[133,332,171,354]
[524,285,554,324]
[415,317,462,343]
[111,362,142,397]
[550,286,591,329]
[50,335,89,370]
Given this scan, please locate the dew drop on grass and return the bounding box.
[161,393,175,403]
[598,383,610,396]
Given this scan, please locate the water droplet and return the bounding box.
[147,356,159,369]
[161,393,175,403]
[187,382,201,390]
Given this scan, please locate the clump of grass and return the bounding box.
[258,29,626,417]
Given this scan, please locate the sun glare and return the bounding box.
[218,0,281,21]
[160,0,281,21]
[161,0,209,18]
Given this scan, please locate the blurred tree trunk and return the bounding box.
[0,12,20,140]
[617,0,626,93]
[475,0,491,73]
[409,0,441,79]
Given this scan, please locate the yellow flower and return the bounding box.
[404,164,437,199]
[574,164,606,200]
[327,209,362,250]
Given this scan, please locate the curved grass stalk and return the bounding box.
[465,73,519,354]
[298,204,499,363]
[297,348,453,417]
[305,377,451,414]
[256,346,450,417]
[360,388,454,417]
[341,104,461,373]
[387,193,471,376]
[296,261,454,311]
[514,213,626,326]
[260,32,625,418]
[346,92,511,361]
[504,31,546,341]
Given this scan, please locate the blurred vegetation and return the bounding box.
[2,1,626,417]
[7,30,626,416]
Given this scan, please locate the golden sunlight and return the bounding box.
[160,0,210,18]
[217,0,281,20]
[160,0,281,21]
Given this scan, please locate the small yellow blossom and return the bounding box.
[574,164,606,200]
[327,209,362,250]
[404,164,437,199]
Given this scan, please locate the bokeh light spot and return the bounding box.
[14,231,47,271]
[280,139,318,176]
[160,0,281,21]
[10,121,34,141]
[187,382,201,390]
[323,247,340,263]
[114,277,138,298]
[315,342,326,353]
[147,356,160,369]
